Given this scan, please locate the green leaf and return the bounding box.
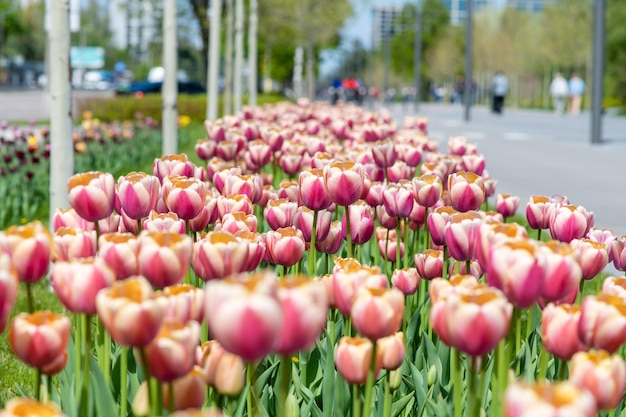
[89,356,117,417]
[409,363,427,416]
[391,392,414,417]
[322,336,336,417]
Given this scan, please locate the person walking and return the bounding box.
[568,73,586,115]
[491,71,509,114]
[549,72,569,115]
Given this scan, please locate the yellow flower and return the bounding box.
[178,115,191,127]
[82,110,93,120]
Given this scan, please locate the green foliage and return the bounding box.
[606,0,626,103]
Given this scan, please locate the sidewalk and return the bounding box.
[385,102,626,237]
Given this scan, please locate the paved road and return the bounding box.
[384,102,626,238]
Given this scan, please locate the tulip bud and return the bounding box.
[427,365,437,386]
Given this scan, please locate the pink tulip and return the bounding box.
[212,166,242,194]
[332,258,389,316]
[495,193,520,218]
[215,138,243,161]
[487,240,545,308]
[216,194,254,219]
[96,276,165,347]
[396,143,422,167]
[334,337,382,385]
[205,271,283,362]
[351,286,404,340]
[9,311,71,369]
[0,252,18,333]
[274,276,329,355]
[391,268,420,295]
[460,153,485,176]
[412,174,443,208]
[98,232,140,280]
[570,350,626,410]
[197,341,245,396]
[117,172,160,220]
[504,380,597,417]
[298,168,332,211]
[316,220,343,255]
[427,206,457,246]
[365,181,385,207]
[67,171,116,222]
[138,231,193,289]
[376,205,398,230]
[370,140,397,168]
[244,140,272,169]
[264,227,306,268]
[192,231,249,281]
[234,231,266,272]
[447,259,483,278]
[610,235,626,271]
[540,241,582,302]
[264,198,298,230]
[525,195,555,230]
[152,154,196,182]
[342,201,375,245]
[578,292,626,353]
[276,179,299,202]
[195,139,217,161]
[378,235,404,263]
[216,211,258,234]
[549,205,591,243]
[142,211,186,234]
[570,238,608,280]
[52,227,97,262]
[0,221,52,284]
[157,284,205,324]
[293,207,332,243]
[447,171,484,212]
[382,183,414,219]
[52,208,93,232]
[51,258,115,315]
[444,211,482,262]
[163,176,207,220]
[0,398,67,417]
[222,174,262,204]
[143,319,200,382]
[541,303,587,361]
[323,161,365,207]
[376,332,405,370]
[475,222,528,270]
[414,249,444,281]
[601,276,626,301]
[586,227,616,256]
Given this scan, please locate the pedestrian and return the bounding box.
[549,72,569,115]
[568,73,586,115]
[453,76,464,105]
[491,71,509,114]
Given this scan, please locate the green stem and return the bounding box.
[139,348,154,417]
[525,305,535,343]
[97,318,105,379]
[75,314,82,400]
[137,218,143,235]
[468,358,476,417]
[352,384,361,417]
[80,314,92,417]
[46,374,53,403]
[443,245,448,280]
[246,362,257,417]
[120,347,128,417]
[402,220,410,269]
[26,283,34,313]
[474,357,485,417]
[494,340,507,417]
[153,379,163,416]
[385,229,391,276]
[34,367,41,401]
[345,206,353,258]
[423,207,429,251]
[308,210,318,277]
[278,356,291,417]
[329,311,336,347]
[281,264,286,279]
[558,359,568,381]
[451,348,462,417]
[383,372,392,417]
[538,342,548,381]
[396,223,401,273]
[515,308,522,375]
[578,279,586,305]
[537,228,542,241]
[169,382,175,413]
[362,340,378,417]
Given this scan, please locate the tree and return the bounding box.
[606,0,626,102]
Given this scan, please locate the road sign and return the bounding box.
[70,47,105,69]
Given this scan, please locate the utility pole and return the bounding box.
[207,0,222,121]
[413,0,423,111]
[161,0,178,154]
[463,0,473,122]
[248,0,258,107]
[591,0,605,144]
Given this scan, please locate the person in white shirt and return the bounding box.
[491,71,509,114]
[549,73,569,115]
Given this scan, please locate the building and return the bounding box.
[441,0,554,25]
[506,0,555,13]
[372,4,405,49]
[108,0,158,62]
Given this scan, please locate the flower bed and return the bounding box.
[0,100,624,417]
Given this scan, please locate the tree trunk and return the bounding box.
[248,0,258,107]
[224,0,234,116]
[306,41,315,100]
[49,0,73,229]
[189,0,210,87]
[293,46,304,98]
[207,0,222,121]
[162,0,178,155]
[262,45,272,93]
[233,0,244,113]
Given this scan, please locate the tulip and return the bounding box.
[51,258,115,315]
[569,238,607,281]
[333,258,389,317]
[371,140,397,168]
[197,341,245,396]
[396,142,422,167]
[233,230,266,272]
[299,168,332,211]
[444,286,512,356]
[274,276,329,355]
[316,220,343,255]
[0,398,67,417]
[586,227,616,256]
[195,139,217,161]
[96,276,165,347]
[216,194,254,219]
[541,303,587,361]
[67,171,116,223]
[153,153,196,182]
[427,206,457,246]
[205,271,283,362]
[412,174,443,208]
[495,193,520,219]
[351,286,404,340]
[293,207,332,242]
[391,268,420,295]
[216,211,258,234]
[447,259,483,278]
[549,205,591,243]
[382,183,414,219]
[142,210,186,234]
[52,207,93,231]
[602,276,626,301]
[414,249,443,281]
[244,139,272,169]
[192,231,249,281]
[264,227,306,268]
[475,222,527,271]
[342,201,375,245]
[444,211,482,262]
[157,284,205,324]
[525,195,555,232]
[611,234,626,271]
[487,240,545,308]
[460,153,485,175]
[0,252,18,333]
[334,337,382,385]
[376,205,398,230]
[264,198,298,230]
[138,231,193,289]
[133,368,207,415]
[447,171,484,212]
[378,235,403,263]
[376,332,405,370]
[98,232,140,280]
[0,221,52,284]
[504,380,597,417]
[163,176,207,220]
[117,171,160,220]
[323,161,365,207]
[222,174,262,204]
[212,166,242,194]
[578,292,626,353]
[53,227,97,261]
[569,350,626,410]
[9,311,71,369]
[540,241,582,302]
[142,319,200,382]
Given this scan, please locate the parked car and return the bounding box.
[116,80,206,96]
[83,70,116,90]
